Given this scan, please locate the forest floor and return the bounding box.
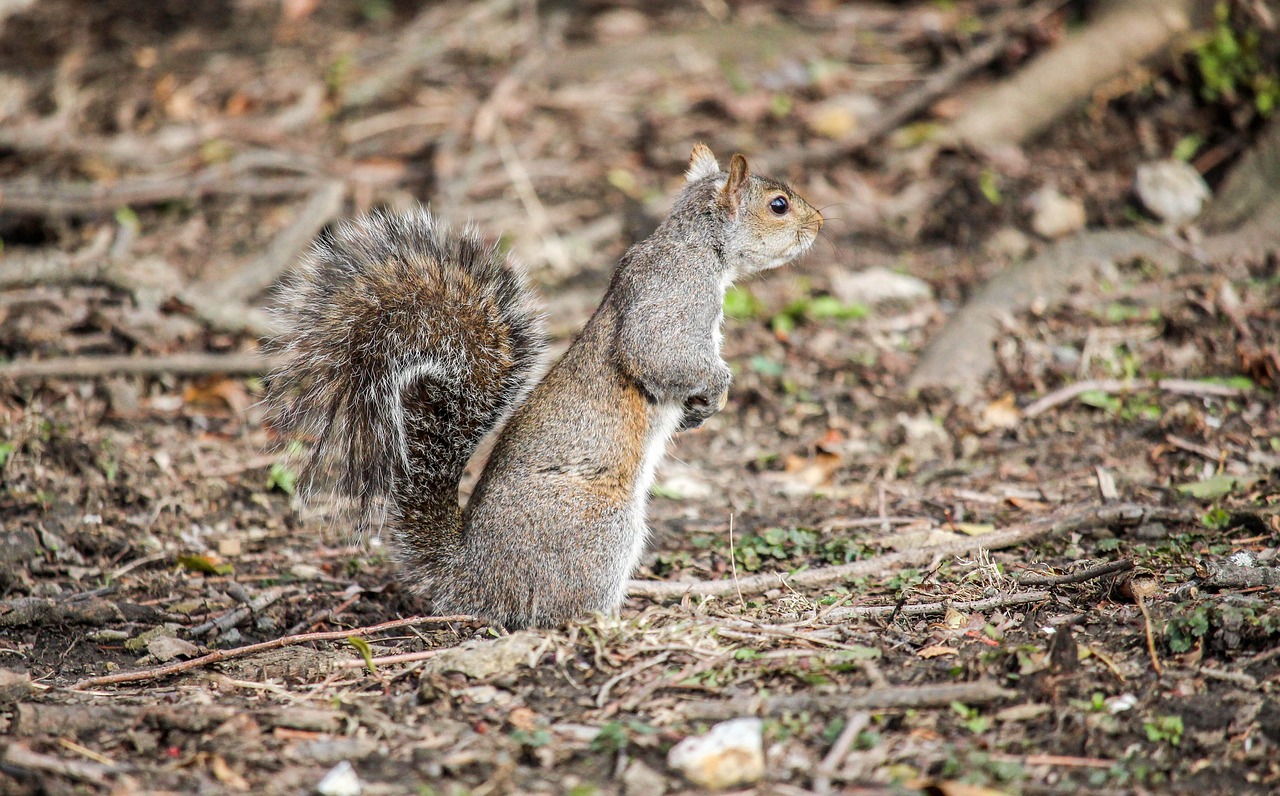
[2,1,1279,794]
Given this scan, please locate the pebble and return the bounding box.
[1135,159,1211,224]
[1028,185,1086,239]
[667,717,765,789]
[830,266,932,306]
[804,94,879,140]
[316,760,361,796]
[623,759,669,796]
[985,226,1032,261]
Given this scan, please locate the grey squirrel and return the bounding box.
[266,145,823,628]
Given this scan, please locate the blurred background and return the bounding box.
[2,0,1275,359]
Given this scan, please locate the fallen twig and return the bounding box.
[1017,558,1134,587]
[823,590,1050,622]
[70,615,480,690]
[812,711,870,795]
[629,503,1197,600]
[0,596,174,628]
[0,170,321,217]
[3,231,276,338]
[189,586,291,637]
[1201,564,1280,589]
[335,648,447,669]
[492,119,573,273]
[679,680,1013,720]
[767,0,1068,171]
[595,651,671,709]
[1,743,115,787]
[0,351,275,381]
[341,0,517,110]
[948,0,1198,148]
[199,179,346,304]
[1022,378,1251,418]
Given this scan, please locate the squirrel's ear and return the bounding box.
[686,143,720,183]
[719,153,750,215]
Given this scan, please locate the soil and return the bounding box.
[1,1,1279,795]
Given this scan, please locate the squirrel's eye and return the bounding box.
[768,196,789,215]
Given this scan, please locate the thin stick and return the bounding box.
[728,514,745,609]
[1,744,114,786]
[824,590,1049,622]
[335,648,447,669]
[491,119,573,274]
[1135,594,1163,677]
[1022,378,1250,418]
[813,711,870,795]
[70,615,480,690]
[1017,558,1134,587]
[767,0,1069,171]
[629,503,1197,600]
[0,172,321,217]
[0,351,275,381]
[200,179,346,304]
[680,680,1013,720]
[189,586,290,637]
[595,651,671,709]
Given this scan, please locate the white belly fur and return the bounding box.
[617,402,684,594]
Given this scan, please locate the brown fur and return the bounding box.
[266,148,822,628]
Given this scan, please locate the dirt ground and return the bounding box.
[2,1,1279,794]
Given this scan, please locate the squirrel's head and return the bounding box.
[684,144,823,275]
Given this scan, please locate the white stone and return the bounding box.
[667,717,765,789]
[1028,185,1086,240]
[830,266,932,306]
[316,760,361,796]
[1135,159,1211,224]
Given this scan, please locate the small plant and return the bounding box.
[1201,507,1232,530]
[267,462,297,495]
[950,702,991,734]
[723,286,762,319]
[590,722,628,755]
[1143,715,1184,746]
[1166,604,1212,653]
[771,295,868,337]
[1192,3,1280,116]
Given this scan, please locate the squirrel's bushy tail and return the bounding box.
[265,208,545,572]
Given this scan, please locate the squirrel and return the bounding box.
[265,145,823,629]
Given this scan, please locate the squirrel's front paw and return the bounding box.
[679,387,729,431]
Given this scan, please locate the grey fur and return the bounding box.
[265,150,821,628]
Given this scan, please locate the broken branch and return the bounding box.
[679,680,1013,720]
[71,615,481,690]
[629,503,1197,601]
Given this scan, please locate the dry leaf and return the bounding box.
[980,393,1021,431]
[183,377,251,415]
[210,754,250,791]
[508,707,539,732]
[917,645,959,659]
[781,450,842,488]
[280,0,321,22]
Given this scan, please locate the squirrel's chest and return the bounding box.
[620,401,683,572]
